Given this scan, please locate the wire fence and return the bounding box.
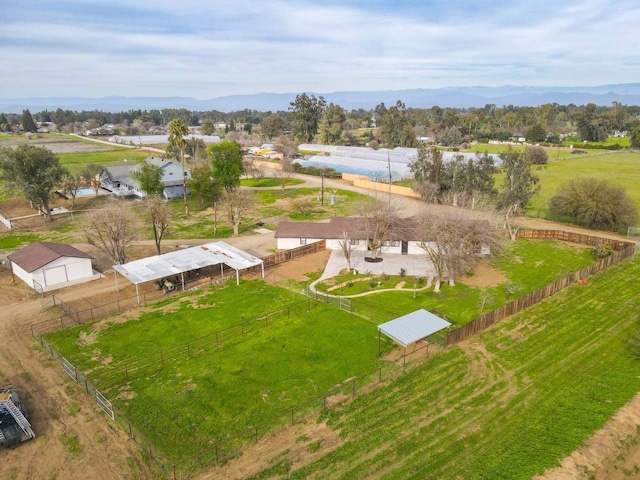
[32,292,422,478]
[28,229,636,477]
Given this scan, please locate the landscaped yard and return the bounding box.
[310,239,595,326]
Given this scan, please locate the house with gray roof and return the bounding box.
[100,157,191,199]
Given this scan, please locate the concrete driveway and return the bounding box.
[319,249,434,281]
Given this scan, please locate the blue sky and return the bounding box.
[2,0,639,99]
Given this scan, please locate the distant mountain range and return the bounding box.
[2,84,640,113]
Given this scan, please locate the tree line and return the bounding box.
[4,98,640,148]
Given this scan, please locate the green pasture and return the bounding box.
[526,151,640,218]
[240,177,305,188]
[45,281,392,468]
[313,239,595,326]
[58,149,149,172]
[274,254,640,480]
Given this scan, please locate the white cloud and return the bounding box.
[1,0,639,98]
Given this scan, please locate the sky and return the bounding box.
[2,0,639,99]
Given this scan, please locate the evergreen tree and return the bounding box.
[289,93,326,142]
[22,109,37,133]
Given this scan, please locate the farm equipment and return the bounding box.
[0,386,35,449]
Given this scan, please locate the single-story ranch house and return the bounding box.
[275,217,492,257]
[7,242,102,293]
[275,217,425,255]
[100,157,191,199]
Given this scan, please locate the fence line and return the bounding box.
[31,293,420,478]
[90,300,319,385]
[0,210,12,229]
[30,229,635,476]
[259,240,326,270]
[447,231,635,346]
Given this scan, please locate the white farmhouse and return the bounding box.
[100,157,191,199]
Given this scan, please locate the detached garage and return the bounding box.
[7,242,101,293]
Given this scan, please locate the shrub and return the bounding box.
[548,177,637,232]
[525,145,549,165]
[592,243,614,259]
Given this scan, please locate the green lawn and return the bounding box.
[276,254,640,480]
[44,281,392,470]
[312,239,595,327]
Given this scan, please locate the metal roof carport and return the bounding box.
[378,309,451,365]
[112,241,264,304]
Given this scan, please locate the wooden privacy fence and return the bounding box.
[447,230,635,346]
[260,239,326,269]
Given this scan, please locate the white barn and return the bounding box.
[7,242,101,293]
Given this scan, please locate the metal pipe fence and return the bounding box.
[29,229,634,477]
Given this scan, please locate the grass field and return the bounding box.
[269,254,640,480]
[526,151,640,219]
[44,281,394,470]
[57,149,149,172]
[240,177,305,188]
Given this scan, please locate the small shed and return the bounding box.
[378,309,451,364]
[7,242,101,293]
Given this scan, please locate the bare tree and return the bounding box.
[354,195,398,260]
[219,189,256,235]
[145,197,173,255]
[338,230,354,272]
[82,163,103,197]
[244,158,266,186]
[61,171,83,209]
[277,158,294,189]
[503,203,521,241]
[418,211,501,292]
[291,197,314,217]
[81,203,138,265]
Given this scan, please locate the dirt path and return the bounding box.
[0,268,153,479]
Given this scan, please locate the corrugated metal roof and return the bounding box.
[378,309,451,347]
[112,241,262,285]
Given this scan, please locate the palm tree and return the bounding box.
[167,118,189,214]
